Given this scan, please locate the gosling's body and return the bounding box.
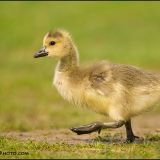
[34,29,160,142]
[54,60,160,121]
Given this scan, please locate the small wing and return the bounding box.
[87,61,160,96]
[88,61,114,96]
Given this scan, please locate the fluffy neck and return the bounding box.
[57,43,79,72]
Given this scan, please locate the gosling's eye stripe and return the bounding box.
[49,41,56,45]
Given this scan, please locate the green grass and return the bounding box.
[0,1,160,159]
[0,134,160,159]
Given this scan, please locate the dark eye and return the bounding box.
[49,41,56,46]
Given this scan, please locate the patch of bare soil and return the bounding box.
[1,113,160,144]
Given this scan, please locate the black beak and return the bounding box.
[34,47,48,58]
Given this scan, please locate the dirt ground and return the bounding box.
[1,113,160,144]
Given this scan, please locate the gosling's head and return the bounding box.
[34,29,73,59]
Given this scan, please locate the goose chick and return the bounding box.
[34,29,160,142]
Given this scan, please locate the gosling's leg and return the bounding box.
[70,121,125,135]
[125,119,139,143]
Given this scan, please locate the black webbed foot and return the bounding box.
[70,122,102,135]
[125,135,140,143]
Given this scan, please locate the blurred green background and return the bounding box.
[0,1,160,132]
